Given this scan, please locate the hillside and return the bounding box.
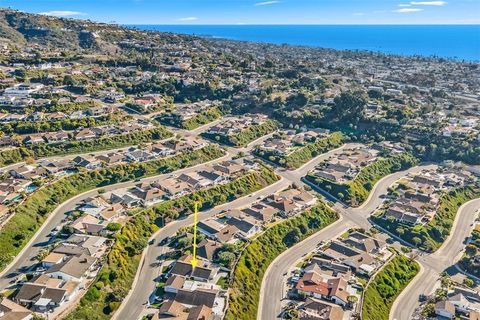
[0,8,129,51]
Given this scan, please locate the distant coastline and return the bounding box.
[129,24,480,62]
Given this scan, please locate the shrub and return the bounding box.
[362,254,419,320]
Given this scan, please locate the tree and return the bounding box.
[347,295,358,307]
[218,251,236,269]
[463,278,475,288]
[283,228,301,247]
[331,91,367,125]
[106,222,122,232]
[177,237,191,249]
[396,227,405,236]
[412,237,422,247]
[25,156,35,165]
[465,244,477,256]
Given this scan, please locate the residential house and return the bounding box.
[130,185,166,207]
[15,284,67,312]
[226,212,261,238]
[170,255,194,277]
[41,252,67,269]
[23,134,44,145]
[45,254,97,282]
[213,161,245,176]
[78,197,111,217]
[0,298,32,320]
[174,288,219,310]
[63,234,107,258]
[10,165,47,180]
[159,178,191,199]
[298,298,344,320]
[43,131,69,144]
[95,152,124,165]
[240,204,278,222]
[71,215,106,236]
[109,190,142,208]
[196,239,221,261]
[72,155,102,170]
[197,219,238,243]
[40,159,73,175]
[164,275,186,294]
[321,241,376,275]
[295,270,351,307]
[178,172,213,190]
[125,149,153,163]
[435,300,456,319]
[342,232,387,256]
[74,128,97,141]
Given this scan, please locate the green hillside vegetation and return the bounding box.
[459,224,480,277]
[65,168,279,320]
[362,254,419,320]
[202,120,279,147]
[373,186,480,252]
[255,132,344,169]
[306,152,419,207]
[0,113,128,135]
[0,147,33,168]
[181,107,222,130]
[0,8,124,50]
[1,100,98,114]
[158,107,222,130]
[124,101,166,115]
[226,202,338,320]
[0,127,172,168]
[0,145,225,271]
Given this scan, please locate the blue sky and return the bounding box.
[1,0,479,24]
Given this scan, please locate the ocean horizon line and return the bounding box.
[128,24,480,62]
[127,23,480,26]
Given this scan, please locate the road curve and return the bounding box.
[0,150,233,290]
[258,164,436,320]
[390,197,480,320]
[110,133,280,319]
[113,178,291,320]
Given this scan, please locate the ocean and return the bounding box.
[129,25,480,62]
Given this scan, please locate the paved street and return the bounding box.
[0,127,273,296]
[1,121,476,320]
[258,164,437,320]
[390,198,480,320]
[0,148,234,289]
[113,178,291,320]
